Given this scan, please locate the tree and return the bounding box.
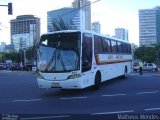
[25,47,32,61]
[134,44,160,64]
[4,52,20,63]
[0,53,3,62]
[155,45,160,66]
[19,47,33,64]
[134,46,146,59]
[11,52,21,63]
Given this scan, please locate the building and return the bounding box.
[0,42,14,53]
[72,0,91,30]
[139,6,160,46]
[5,44,14,53]
[92,21,101,33]
[10,15,40,51]
[0,42,6,52]
[47,8,84,32]
[115,28,129,41]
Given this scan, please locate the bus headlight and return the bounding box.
[67,74,81,79]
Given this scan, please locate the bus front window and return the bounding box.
[38,32,81,72]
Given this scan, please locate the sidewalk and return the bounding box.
[0,70,34,73]
[129,71,160,77]
[0,70,12,73]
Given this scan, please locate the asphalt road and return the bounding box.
[0,70,160,120]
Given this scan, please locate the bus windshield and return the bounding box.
[38,32,81,72]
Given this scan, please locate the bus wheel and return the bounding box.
[93,72,101,90]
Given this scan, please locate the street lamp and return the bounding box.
[19,48,26,70]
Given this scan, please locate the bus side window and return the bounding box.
[82,33,92,72]
[122,43,127,53]
[127,44,131,53]
[94,35,103,54]
[111,40,117,53]
[103,38,111,52]
[117,42,123,53]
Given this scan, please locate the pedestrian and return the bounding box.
[139,61,143,75]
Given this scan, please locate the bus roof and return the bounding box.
[42,30,130,44]
[42,30,80,36]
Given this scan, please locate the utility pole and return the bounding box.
[0,2,13,15]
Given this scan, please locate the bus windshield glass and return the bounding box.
[38,32,81,72]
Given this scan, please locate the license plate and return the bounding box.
[52,83,60,88]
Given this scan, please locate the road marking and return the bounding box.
[144,108,160,111]
[102,94,127,97]
[91,110,134,115]
[21,115,70,120]
[60,96,87,100]
[13,99,42,102]
[136,91,159,95]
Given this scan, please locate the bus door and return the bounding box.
[81,33,94,85]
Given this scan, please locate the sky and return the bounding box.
[0,0,160,45]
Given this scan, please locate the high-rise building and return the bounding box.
[92,21,101,33]
[10,15,40,51]
[139,6,160,46]
[115,28,129,41]
[72,0,91,30]
[47,8,84,32]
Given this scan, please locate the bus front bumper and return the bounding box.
[37,78,85,89]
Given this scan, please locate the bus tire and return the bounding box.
[93,72,101,90]
[120,66,127,79]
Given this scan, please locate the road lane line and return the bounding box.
[21,115,70,120]
[102,94,127,97]
[136,91,159,95]
[144,108,160,111]
[60,96,87,100]
[91,110,134,115]
[13,99,42,102]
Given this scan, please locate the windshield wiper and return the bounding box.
[45,39,66,72]
[57,50,66,71]
[45,40,60,72]
[45,48,58,72]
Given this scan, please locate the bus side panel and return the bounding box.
[95,54,132,82]
[100,61,132,82]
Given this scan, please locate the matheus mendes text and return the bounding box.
[118,114,160,120]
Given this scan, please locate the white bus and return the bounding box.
[36,30,132,90]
